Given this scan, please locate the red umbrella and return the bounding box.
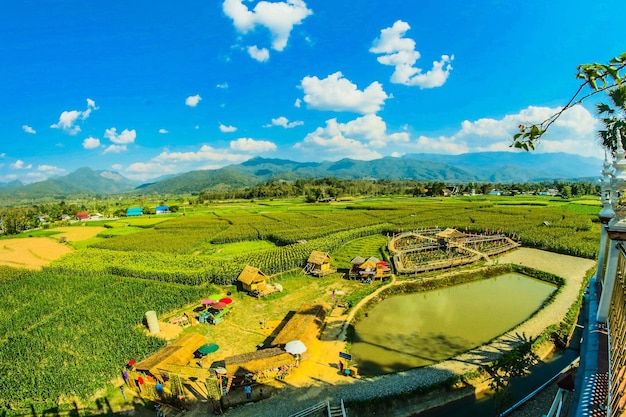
[127,359,136,367]
[211,302,227,310]
[219,297,233,305]
[202,299,216,305]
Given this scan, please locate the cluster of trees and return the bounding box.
[193,178,600,202]
[0,201,178,235]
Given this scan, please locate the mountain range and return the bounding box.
[0,152,603,199]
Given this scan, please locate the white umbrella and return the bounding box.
[284,340,307,355]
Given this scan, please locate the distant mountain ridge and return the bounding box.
[0,152,603,198]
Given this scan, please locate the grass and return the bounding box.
[331,234,389,269]
[198,240,277,258]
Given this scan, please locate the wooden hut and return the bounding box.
[135,332,209,382]
[348,256,366,279]
[238,265,269,296]
[303,250,336,277]
[219,347,296,378]
[271,303,330,348]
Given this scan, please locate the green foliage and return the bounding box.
[0,270,211,411]
[513,52,626,151]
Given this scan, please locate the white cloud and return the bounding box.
[220,123,238,133]
[264,116,304,128]
[370,20,453,88]
[248,45,270,62]
[217,82,229,89]
[22,125,36,134]
[50,98,98,135]
[82,137,101,149]
[293,114,408,159]
[103,144,127,154]
[111,164,123,171]
[400,104,602,157]
[37,165,65,175]
[185,94,202,107]
[230,138,277,152]
[300,72,388,114]
[223,0,312,53]
[159,128,169,134]
[104,128,136,144]
[11,160,32,169]
[294,98,302,108]
[153,145,251,164]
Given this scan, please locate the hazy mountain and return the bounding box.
[0,152,603,199]
[0,167,140,199]
[135,152,602,195]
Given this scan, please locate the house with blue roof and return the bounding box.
[126,207,143,217]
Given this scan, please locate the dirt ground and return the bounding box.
[0,225,104,269]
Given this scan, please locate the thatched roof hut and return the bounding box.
[350,256,366,265]
[436,228,466,239]
[305,250,336,277]
[271,303,329,347]
[217,348,296,376]
[238,265,268,292]
[135,332,208,378]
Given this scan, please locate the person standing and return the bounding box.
[244,385,252,399]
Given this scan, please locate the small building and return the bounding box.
[134,332,209,383]
[238,265,274,297]
[349,256,390,280]
[303,250,336,277]
[155,205,169,215]
[219,347,296,379]
[76,211,90,221]
[126,207,143,217]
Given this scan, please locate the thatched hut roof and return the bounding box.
[135,333,208,373]
[238,265,267,285]
[307,250,331,265]
[271,303,329,347]
[436,228,466,239]
[350,256,366,265]
[216,348,296,376]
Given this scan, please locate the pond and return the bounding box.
[350,273,557,375]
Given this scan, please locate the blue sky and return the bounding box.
[1,0,623,183]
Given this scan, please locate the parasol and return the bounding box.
[208,294,223,301]
[219,297,233,305]
[214,367,227,375]
[198,343,220,355]
[284,340,307,355]
[201,299,216,305]
[211,302,227,310]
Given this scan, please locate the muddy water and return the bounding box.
[351,273,556,375]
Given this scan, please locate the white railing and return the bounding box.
[288,400,329,417]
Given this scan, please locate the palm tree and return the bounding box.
[597,85,626,154]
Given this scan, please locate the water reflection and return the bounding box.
[351,273,556,375]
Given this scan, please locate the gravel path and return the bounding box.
[207,249,595,417]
